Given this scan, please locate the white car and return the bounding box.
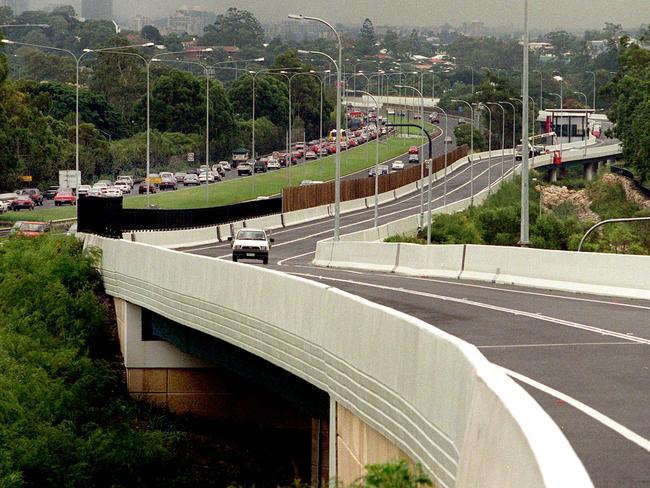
[115,182,131,193]
[218,160,231,171]
[392,160,405,171]
[267,159,281,170]
[198,171,214,183]
[104,187,123,197]
[300,180,324,186]
[0,200,9,213]
[116,176,133,188]
[87,187,102,196]
[229,228,274,264]
[77,185,92,196]
[93,182,109,194]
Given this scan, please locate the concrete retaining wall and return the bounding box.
[93,236,591,488]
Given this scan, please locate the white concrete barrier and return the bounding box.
[130,226,218,248]
[282,204,330,227]
[95,237,592,488]
[396,244,465,279]
[460,245,650,300]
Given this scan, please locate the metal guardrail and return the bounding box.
[578,217,650,252]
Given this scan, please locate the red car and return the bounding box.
[408,145,419,154]
[11,195,35,211]
[11,221,50,237]
[138,183,157,194]
[348,139,358,147]
[54,188,76,206]
[327,145,337,154]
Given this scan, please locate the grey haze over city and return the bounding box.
[29,0,650,30]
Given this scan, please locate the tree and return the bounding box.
[236,117,281,157]
[201,8,264,48]
[19,47,76,84]
[454,124,487,152]
[357,18,378,56]
[141,25,162,44]
[607,43,650,182]
[88,37,146,122]
[383,29,400,57]
[0,6,13,24]
[546,30,578,57]
[228,73,289,128]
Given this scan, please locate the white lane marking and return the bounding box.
[277,251,316,266]
[500,366,650,454]
[287,272,650,345]
[479,341,639,349]
[292,264,650,312]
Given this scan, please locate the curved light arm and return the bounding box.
[297,49,338,72]
[578,217,650,252]
[1,38,77,60]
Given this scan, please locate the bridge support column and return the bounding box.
[335,403,415,485]
[549,166,559,182]
[583,161,596,182]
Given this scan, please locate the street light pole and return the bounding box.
[488,102,506,180]
[501,100,517,174]
[520,0,531,246]
[586,70,596,110]
[452,99,475,205]
[294,37,342,239]
[433,106,449,209]
[398,84,425,225]
[549,92,564,162]
[479,103,493,194]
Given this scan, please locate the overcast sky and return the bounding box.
[104,0,649,31]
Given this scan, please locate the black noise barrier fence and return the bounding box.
[77,196,283,238]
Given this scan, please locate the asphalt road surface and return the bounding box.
[178,128,647,487]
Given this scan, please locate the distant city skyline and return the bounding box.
[24,0,650,33]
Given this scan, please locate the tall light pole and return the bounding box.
[586,70,596,111]
[488,102,506,180]
[121,48,212,208]
[348,89,380,228]
[433,106,449,209]
[520,0,530,246]
[549,92,564,161]
[398,83,426,225]
[452,99,475,205]
[2,39,154,212]
[248,66,295,192]
[479,103,493,194]
[533,69,543,110]
[292,22,341,241]
[500,100,517,173]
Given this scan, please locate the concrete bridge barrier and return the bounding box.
[90,236,592,488]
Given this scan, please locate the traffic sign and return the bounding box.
[188,152,195,162]
[20,175,32,182]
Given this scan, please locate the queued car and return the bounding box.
[44,186,60,199]
[253,160,267,173]
[0,200,9,213]
[11,195,35,211]
[19,188,44,206]
[368,165,389,178]
[53,188,76,206]
[267,159,281,170]
[138,183,157,194]
[198,171,215,183]
[238,161,253,176]
[392,160,405,171]
[174,172,187,183]
[219,160,231,171]
[304,150,317,160]
[0,193,18,213]
[77,185,92,197]
[184,174,199,186]
[159,177,177,191]
[408,145,419,155]
[299,180,324,186]
[229,228,274,265]
[104,187,123,198]
[408,153,420,163]
[319,147,329,156]
[11,221,50,237]
[429,114,440,123]
[115,181,131,193]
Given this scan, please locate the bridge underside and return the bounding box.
[114,298,413,485]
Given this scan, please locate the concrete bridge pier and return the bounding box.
[583,161,596,181]
[548,166,559,182]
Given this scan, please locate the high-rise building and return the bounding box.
[81,0,113,20]
[166,8,214,36]
[0,0,29,15]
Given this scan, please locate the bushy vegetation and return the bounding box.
[397,172,650,255]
